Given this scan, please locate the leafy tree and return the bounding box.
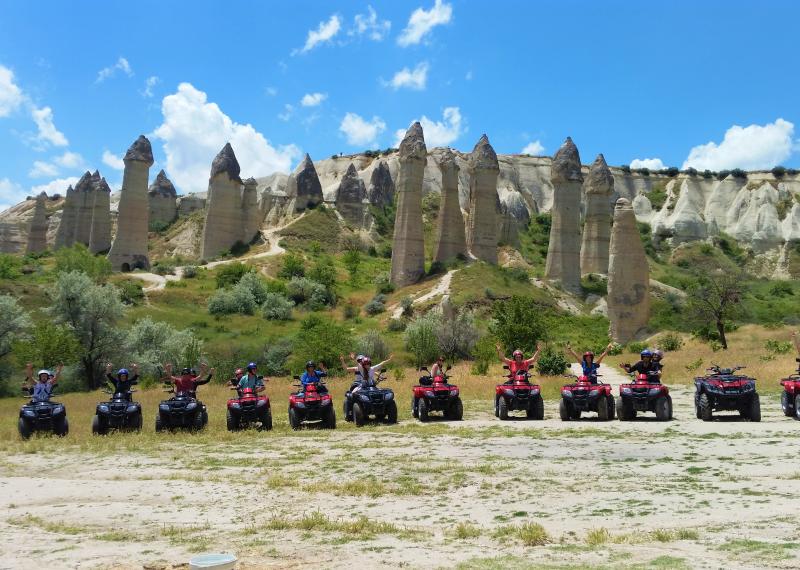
[237,271,269,304]
[49,271,125,388]
[12,323,80,369]
[356,329,390,361]
[342,249,361,283]
[289,315,353,374]
[488,296,549,354]
[0,294,30,359]
[124,317,202,380]
[215,262,251,289]
[308,255,337,290]
[278,252,306,280]
[437,310,480,360]
[536,347,569,375]
[404,313,439,368]
[262,292,294,321]
[0,254,22,279]
[54,244,111,282]
[686,268,746,350]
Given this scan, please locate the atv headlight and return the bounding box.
[504,389,514,397]
[384,392,393,400]
[359,394,370,401]
[530,388,540,396]
[98,405,109,413]
[648,388,661,396]
[186,402,197,411]
[424,391,435,398]
[622,387,632,395]
[321,398,331,406]
[126,405,138,413]
[295,402,305,409]
[742,383,754,391]
[562,390,572,398]
[24,409,35,417]
[230,402,240,409]
[450,388,458,396]
[159,404,169,411]
[589,390,599,397]
[52,406,64,415]
[256,399,266,407]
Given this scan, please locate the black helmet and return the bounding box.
[181,367,192,375]
[305,360,316,369]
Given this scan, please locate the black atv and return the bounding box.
[694,365,760,422]
[92,390,143,435]
[156,387,208,431]
[18,387,69,439]
[344,369,397,426]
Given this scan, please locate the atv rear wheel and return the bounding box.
[528,395,544,420]
[131,410,143,431]
[386,399,398,424]
[597,396,610,421]
[449,397,463,421]
[18,417,32,440]
[607,395,616,420]
[92,414,106,435]
[288,407,301,430]
[353,402,366,427]
[412,397,419,419]
[418,398,430,422]
[323,406,336,429]
[260,409,273,431]
[193,410,206,431]
[343,399,353,422]
[155,415,164,432]
[617,397,634,421]
[698,393,713,422]
[226,409,239,432]
[655,395,671,421]
[747,393,761,422]
[53,416,68,437]
[781,392,794,417]
[559,399,571,421]
[498,396,509,420]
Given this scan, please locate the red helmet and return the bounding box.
[512,350,523,359]
[583,351,594,359]
[363,357,372,365]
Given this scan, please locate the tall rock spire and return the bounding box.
[148,169,178,226]
[289,153,323,212]
[108,135,154,270]
[88,175,111,253]
[607,198,650,343]
[201,143,244,259]
[335,163,368,227]
[433,148,467,263]
[580,154,614,275]
[466,134,499,263]
[53,184,77,249]
[26,192,49,253]
[545,136,583,293]
[390,122,427,286]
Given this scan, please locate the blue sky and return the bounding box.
[1,0,799,209]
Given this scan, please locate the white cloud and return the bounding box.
[630,158,666,170]
[682,118,796,171]
[386,62,429,90]
[153,82,301,194]
[300,92,327,107]
[54,151,84,169]
[30,176,80,198]
[296,15,341,54]
[398,0,453,47]
[142,75,160,98]
[521,140,545,155]
[0,65,24,117]
[351,5,391,40]
[393,106,464,147]
[30,106,68,147]
[465,70,473,81]
[29,160,60,178]
[0,177,26,212]
[278,103,294,122]
[102,150,125,171]
[96,57,134,83]
[339,112,386,147]
[265,86,278,96]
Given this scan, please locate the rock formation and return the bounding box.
[580,154,614,275]
[498,191,531,248]
[335,163,369,228]
[108,135,154,271]
[390,122,427,286]
[607,198,650,343]
[201,143,244,260]
[545,137,583,293]
[241,177,261,244]
[367,160,395,208]
[148,169,178,226]
[53,184,77,249]
[88,175,111,253]
[288,154,323,212]
[433,148,466,263]
[25,192,48,253]
[72,172,97,246]
[466,134,499,263]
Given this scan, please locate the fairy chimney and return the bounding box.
[25,192,49,253]
[201,143,244,259]
[147,169,178,226]
[241,177,260,244]
[580,154,614,275]
[53,184,77,249]
[368,160,395,208]
[433,148,467,263]
[466,134,499,264]
[289,153,323,212]
[88,175,112,253]
[335,163,368,227]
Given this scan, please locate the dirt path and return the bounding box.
[389,269,459,318]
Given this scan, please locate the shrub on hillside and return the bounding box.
[54,244,111,282]
[237,271,269,304]
[183,265,198,278]
[471,335,497,375]
[262,338,293,376]
[657,332,683,352]
[387,318,406,332]
[374,272,395,294]
[437,311,480,360]
[289,315,353,373]
[215,263,251,288]
[404,313,439,368]
[364,294,387,316]
[488,295,549,354]
[261,292,294,321]
[356,329,390,361]
[117,280,144,305]
[0,254,22,279]
[287,277,327,306]
[208,286,257,316]
[278,253,305,279]
[125,317,202,381]
[535,346,568,376]
[627,341,648,354]
[400,296,414,317]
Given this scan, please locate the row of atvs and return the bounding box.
[18,363,800,438]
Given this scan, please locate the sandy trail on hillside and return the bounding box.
[389,269,459,319]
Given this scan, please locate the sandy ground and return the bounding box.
[1,364,799,569]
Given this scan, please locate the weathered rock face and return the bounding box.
[580,154,614,275]
[88,175,111,253]
[433,148,466,263]
[108,135,154,270]
[466,134,499,263]
[498,190,531,248]
[607,198,650,343]
[201,143,244,259]
[288,154,323,212]
[241,177,261,244]
[148,169,178,226]
[73,172,97,246]
[25,192,49,253]
[545,137,583,292]
[336,163,369,228]
[367,160,395,208]
[53,184,78,249]
[177,194,206,217]
[391,122,427,286]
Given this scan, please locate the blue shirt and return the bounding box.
[581,362,600,376]
[237,373,263,390]
[300,370,326,386]
[32,382,52,402]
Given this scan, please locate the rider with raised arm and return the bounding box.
[105,363,140,400]
[235,362,265,394]
[164,362,214,396]
[300,360,328,393]
[496,342,542,383]
[566,343,614,382]
[23,362,63,402]
[621,350,660,382]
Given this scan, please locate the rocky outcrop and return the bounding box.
[148,169,178,226]
[367,160,395,208]
[241,177,260,244]
[580,154,614,275]
[72,172,97,246]
[607,198,649,343]
[433,148,466,263]
[53,184,77,249]
[25,193,48,253]
[390,122,427,286]
[177,194,206,217]
[108,135,154,271]
[287,154,323,213]
[88,175,111,253]
[466,134,499,263]
[498,190,530,248]
[201,143,245,259]
[545,137,583,293]
[335,163,369,228]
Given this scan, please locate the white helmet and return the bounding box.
[37,369,50,379]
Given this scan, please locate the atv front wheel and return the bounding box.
[323,406,336,429]
[449,397,463,421]
[411,397,419,419]
[655,396,671,421]
[386,399,398,424]
[747,393,761,422]
[781,392,794,417]
[418,398,430,422]
[559,399,571,421]
[18,417,32,440]
[498,396,509,421]
[92,414,106,435]
[607,395,616,420]
[353,402,366,427]
[226,409,239,432]
[155,415,164,432]
[597,396,610,421]
[260,409,273,431]
[698,393,713,422]
[53,416,68,437]
[193,411,206,431]
[528,395,544,420]
[288,407,301,430]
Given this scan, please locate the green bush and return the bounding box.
[183,265,198,278]
[387,318,406,332]
[769,281,793,297]
[471,335,497,375]
[374,272,395,294]
[0,254,22,279]
[287,277,327,307]
[208,286,257,316]
[54,244,111,282]
[289,315,353,374]
[356,329,390,361]
[489,296,549,354]
[535,347,568,375]
[262,338,293,376]
[117,280,144,305]
[11,322,79,371]
[437,310,480,360]
[237,272,269,304]
[278,252,306,279]
[364,294,387,316]
[261,292,294,321]
[152,260,177,275]
[404,313,439,368]
[308,255,337,291]
[342,250,361,283]
[215,263,251,289]
[627,341,648,354]
[343,302,359,320]
[764,339,792,354]
[149,220,170,233]
[657,332,683,352]
[400,296,414,317]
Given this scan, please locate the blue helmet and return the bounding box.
[118,368,129,377]
[640,349,653,358]
[247,362,257,371]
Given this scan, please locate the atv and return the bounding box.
[617,371,672,421]
[344,369,398,426]
[288,378,336,430]
[18,386,69,439]
[779,358,800,419]
[559,374,615,421]
[495,365,544,420]
[155,386,208,431]
[694,365,760,422]
[227,385,273,431]
[92,389,143,434]
[412,366,463,422]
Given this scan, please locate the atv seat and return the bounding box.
[419,376,433,386]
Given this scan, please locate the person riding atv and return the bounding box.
[496,342,542,383]
[233,362,266,394]
[23,362,63,402]
[300,361,329,394]
[104,363,140,400]
[164,363,214,395]
[566,343,614,382]
[620,350,661,381]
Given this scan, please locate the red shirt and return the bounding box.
[509,360,530,375]
[173,375,200,393]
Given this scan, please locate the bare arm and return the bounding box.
[596,343,614,364]
[51,363,63,384]
[565,344,580,364]
[793,331,800,356]
[526,342,543,365]
[374,354,393,370]
[495,343,510,364]
[24,362,33,385]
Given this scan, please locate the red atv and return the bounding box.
[288,378,336,430]
[617,371,672,421]
[779,358,800,419]
[495,365,544,420]
[412,366,463,422]
[226,386,272,431]
[694,365,760,422]
[559,374,615,421]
